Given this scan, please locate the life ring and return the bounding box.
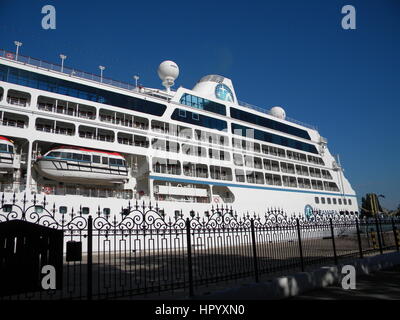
[6,53,14,59]
[42,186,52,195]
[213,197,220,203]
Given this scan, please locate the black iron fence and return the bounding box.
[0,193,399,300]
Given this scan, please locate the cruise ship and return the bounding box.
[0,48,358,219]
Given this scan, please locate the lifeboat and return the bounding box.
[0,136,15,174]
[34,146,129,185]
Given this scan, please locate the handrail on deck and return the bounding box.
[0,48,317,131]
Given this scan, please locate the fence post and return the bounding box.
[375,216,383,254]
[329,218,338,265]
[250,218,259,282]
[296,218,304,272]
[355,218,363,259]
[87,215,93,300]
[392,218,399,252]
[185,218,194,297]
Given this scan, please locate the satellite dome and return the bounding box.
[270,106,286,120]
[157,60,179,81]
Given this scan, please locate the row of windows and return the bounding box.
[45,151,127,166]
[315,197,352,206]
[180,93,226,116]
[34,117,150,147]
[172,108,227,131]
[195,129,228,146]
[230,107,311,140]
[152,120,229,146]
[232,154,331,179]
[232,123,319,154]
[37,95,150,130]
[151,138,230,161]
[234,169,339,191]
[150,156,339,191]
[233,138,323,165]
[56,206,113,215]
[0,65,167,117]
[152,158,233,181]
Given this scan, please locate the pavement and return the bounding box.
[289,265,400,300]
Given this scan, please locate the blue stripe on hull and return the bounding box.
[149,175,357,198]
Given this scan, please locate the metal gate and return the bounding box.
[0,220,63,297]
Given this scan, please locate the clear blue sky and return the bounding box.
[0,0,399,209]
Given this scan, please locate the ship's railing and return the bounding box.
[1,48,317,130]
[0,48,138,91]
[39,184,134,199]
[238,100,317,130]
[0,119,27,129]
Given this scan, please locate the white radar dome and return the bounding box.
[158,60,179,82]
[270,106,286,120]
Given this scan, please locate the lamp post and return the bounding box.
[377,194,386,246]
[14,41,22,61]
[60,54,67,73]
[99,65,105,83]
[133,75,139,90]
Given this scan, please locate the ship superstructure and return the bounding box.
[0,49,358,218]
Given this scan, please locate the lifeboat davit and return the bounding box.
[0,136,15,174]
[34,146,129,185]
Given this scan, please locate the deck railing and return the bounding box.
[1,48,317,131]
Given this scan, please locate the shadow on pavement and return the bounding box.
[289,265,400,300]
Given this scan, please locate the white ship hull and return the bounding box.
[0,50,359,224]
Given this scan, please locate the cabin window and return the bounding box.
[235,169,245,182]
[232,123,318,154]
[179,109,186,118]
[192,113,199,121]
[82,155,91,162]
[47,151,61,158]
[327,198,331,204]
[110,158,123,166]
[102,157,108,165]
[338,199,342,205]
[343,199,347,205]
[59,206,67,214]
[103,208,110,215]
[333,198,337,205]
[73,153,83,161]
[230,107,311,140]
[8,145,13,153]
[321,197,326,204]
[233,153,243,166]
[92,155,100,163]
[315,197,319,204]
[82,207,90,215]
[180,93,226,116]
[172,108,227,131]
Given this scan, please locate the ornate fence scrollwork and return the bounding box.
[0,193,87,232]
[1,191,399,301]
